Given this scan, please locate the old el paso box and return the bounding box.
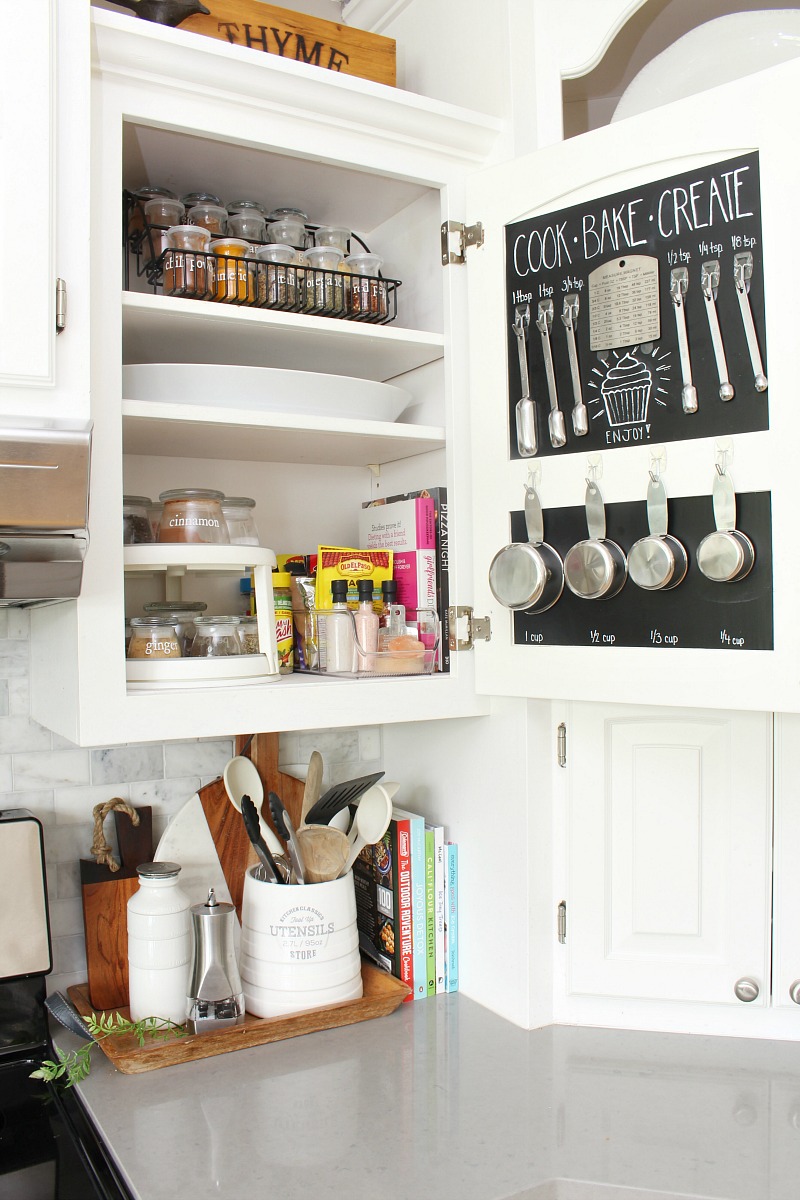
[179,1,396,88]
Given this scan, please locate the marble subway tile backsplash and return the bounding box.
[0,608,381,998]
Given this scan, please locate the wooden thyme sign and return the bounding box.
[177,0,396,87]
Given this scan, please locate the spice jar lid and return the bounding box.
[255,243,296,263]
[209,238,251,255]
[227,199,269,215]
[144,197,186,219]
[159,488,225,502]
[221,496,256,508]
[181,191,223,207]
[123,495,153,508]
[314,226,350,251]
[137,861,182,879]
[194,614,241,626]
[268,207,309,221]
[130,616,179,628]
[134,184,177,200]
[272,572,292,588]
[345,252,383,274]
[165,224,212,249]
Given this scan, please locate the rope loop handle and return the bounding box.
[90,798,139,872]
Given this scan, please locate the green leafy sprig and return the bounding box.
[30,1010,188,1088]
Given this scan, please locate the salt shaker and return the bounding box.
[127,862,192,1025]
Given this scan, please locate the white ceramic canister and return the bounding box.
[239,869,362,1018]
[127,861,192,1025]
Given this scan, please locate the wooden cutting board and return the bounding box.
[80,807,153,1011]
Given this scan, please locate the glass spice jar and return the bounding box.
[255,243,297,308]
[237,615,260,655]
[345,252,387,319]
[305,246,345,314]
[122,495,155,545]
[190,615,242,657]
[314,226,350,253]
[164,225,213,298]
[181,191,223,209]
[127,617,182,659]
[129,185,177,238]
[147,500,163,539]
[221,496,260,545]
[187,203,228,237]
[267,212,308,250]
[227,199,269,216]
[157,488,230,544]
[228,211,267,242]
[210,238,251,303]
[143,197,186,259]
[144,601,208,656]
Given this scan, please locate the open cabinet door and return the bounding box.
[466,58,800,712]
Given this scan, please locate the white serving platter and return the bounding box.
[122,363,412,423]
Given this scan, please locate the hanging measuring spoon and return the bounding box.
[701,260,734,402]
[512,302,537,457]
[536,299,566,449]
[733,252,768,392]
[561,294,588,436]
[669,267,698,413]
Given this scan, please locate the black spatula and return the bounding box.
[303,771,385,825]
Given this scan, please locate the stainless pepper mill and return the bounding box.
[186,888,245,1034]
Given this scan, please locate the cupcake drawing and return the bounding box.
[600,351,653,426]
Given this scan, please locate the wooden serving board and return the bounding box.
[67,961,409,1074]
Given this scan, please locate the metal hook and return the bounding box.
[586,452,602,484]
[715,437,733,477]
[526,462,542,494]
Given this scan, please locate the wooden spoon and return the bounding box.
[299,750,324,829]
[295,825,349,883]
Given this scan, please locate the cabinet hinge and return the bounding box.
[447,605,491,652]
[557,901,567,944]
[56,278,67,333]
[441,220,484,266]
[557,721,567,768]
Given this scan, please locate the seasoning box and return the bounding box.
[314,546,393,611]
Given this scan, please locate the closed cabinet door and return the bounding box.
[567,702,772,1006]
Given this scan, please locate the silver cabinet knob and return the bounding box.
[734,977,760,1003]
[789,980,800,1005]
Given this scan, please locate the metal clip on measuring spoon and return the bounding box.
[536,299,566,449]
[669,267,698,413]
[561,294,588,436]
[513,303,537,457]
[733,251,768,392]
[701,260,734,402]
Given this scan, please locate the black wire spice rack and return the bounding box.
[123,191,400,325]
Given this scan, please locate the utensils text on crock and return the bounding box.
[240,795,282,883]
[341,783,394,877]
[267,792,306,884]
[304,771,385,826]
[628,464,688,592]
[223,755,285,857]
[733,251,768,392]
[564,472,627,601]
[701,260,734,401]
[488,476,564,614]
[512,302,537,457]
[670,267,699,412]
[536,299,566,449]
[300,750,324,828]
[561,294,588,436]
[295,824,350,883]
[696,462,755,582]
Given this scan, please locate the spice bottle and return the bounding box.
[127,862,192,1025]
[143,197,186,260]
[273,572,294,674]
[158,488,229,544]
[237,615,260,655]
[127,617,182,659]
[377,579,403,650]
[325,578,356,674]
[187,203,228,236]
[210,237,251,303]
[221,496,260,545]
[345,252,387,319]
[143,601,207,656]
[122,495,154,545]
[353,578,379,671]
[164,225,213,298]
[256,244,297,308]
[305,246,345,314]
[190,615,242,657]
[129,185,177,238]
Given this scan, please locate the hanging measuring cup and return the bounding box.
[564,475,627,600]
[488,478,564,613]
[696,465,755,583]
[628,467,688,592]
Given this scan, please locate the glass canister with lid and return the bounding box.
[305,246,346,314]
[143,197,186,259]
[255,244,297,308]
[237,615,260,655]
[187,203,228,237]
[221,496,260,545]
[210,237,251,303]
[190,615,242,657]
[314,226,350,253]
[143,601,208,656]
[127,617,182,659]
[123,495,155,545]
[345,252,387,319]
[158,488,230,544]
[267,208,309,250]
[129,185,177,237]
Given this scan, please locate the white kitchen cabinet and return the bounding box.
[772,714,800,1014]
[0,1,90,420]
[564,702,772,1008]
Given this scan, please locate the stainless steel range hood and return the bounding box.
[0,422,91,606]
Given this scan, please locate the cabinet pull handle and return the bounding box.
[789,980,800,1006]
[734,977,760,1003]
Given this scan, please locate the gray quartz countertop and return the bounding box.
[55,992,800,1200]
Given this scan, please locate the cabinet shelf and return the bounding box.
[122,292,445,383]
[121,400,445,466]
[123,544,277,573]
